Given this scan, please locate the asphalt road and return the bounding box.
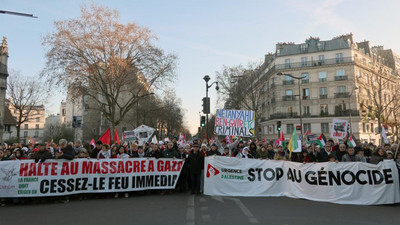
[0,192,399,225]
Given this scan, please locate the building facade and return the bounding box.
[0,37,9,143]
[8,102,46,144]
[248,34,399,144]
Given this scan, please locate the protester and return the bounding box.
[317,144,337,162]
[336,144,347,162]
[355,148,367,162]
[370,147,387,164]
[56,139,75,160]
[31,143,53,162]
[162,142,178,158]
[133,146,146,158]
[146,144,162,159]
[206,143,221,156]
[221,147,232,156]
[90,141,103,158]
[274,146,287,160]
[186,144,204,195]
[97,144,111,159]
[342,147,356,162]
[116,146,130,159]
[256,146,269,159]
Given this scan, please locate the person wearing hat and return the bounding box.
[186,143,204,195]
[386,150,394,159]
[200,144,208,157]
[237,147,254,159]
[206,143,221,156]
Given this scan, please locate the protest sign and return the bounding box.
[330,118,349,139]
[123,131,136,141]
[0,158,182,197]
[214,109,255,137]
[133,125,155,145]
[204,157,400,205]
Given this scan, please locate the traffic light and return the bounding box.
[277,121,281,131]
[201,116,206,127]
[202,97,210,114]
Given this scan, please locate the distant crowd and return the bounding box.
[1,136,399,206]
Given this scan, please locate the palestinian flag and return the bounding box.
[316,133,326,148]
[278,130,286,149]
[347,136,356,148]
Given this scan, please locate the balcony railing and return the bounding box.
[275,57,354,70]
[335,75,348,81]
[301,79,309,84]
[335,92,350,98]
[283,80,294,85]
[269,112,299,119]
[319,78,327,82]
[320,94,328,99]
[283,95,295,101]
[302,95,310,100]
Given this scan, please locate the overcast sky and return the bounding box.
[1,0,400,134]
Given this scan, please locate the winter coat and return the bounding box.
[370,155,385,164]
[187,151,204,175]
[317,150,337,162]
[342,154,356,162]
[31,150,53,163]
[256,150,269,159]
[162,148,178,158]
[58,145,75,160]
[206,150,221,156]
[146,150,162,159]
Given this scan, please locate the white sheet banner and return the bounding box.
[204,157,400,205]
[0,158,183,197]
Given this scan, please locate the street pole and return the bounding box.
[203,75,219,142]
[348,87,358,135]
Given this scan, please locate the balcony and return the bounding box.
[335,92,350,98]
[302,95,310,100]
[301,79,309,84]
[335,75,348,81]
[334,109,360,117]
[275,57,353,70]
[283,95,295,101]
[320,94,327,99]
[303,113,311,117]
[319,78,327,82]
[283,80,294,85]
[269,112,299,119]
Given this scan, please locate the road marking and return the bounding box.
[199,197,206,202]
[226,197,259,224]
[186,195,195,225]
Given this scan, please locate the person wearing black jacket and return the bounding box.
[187,144,204,195]
[206,143,221,156]
[90,141,103,158]
[55,139,74,160]
[31,143,53,162]
[146,144,162,159]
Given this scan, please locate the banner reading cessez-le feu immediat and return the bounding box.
[0,158,183,197]
[204,157,400,205]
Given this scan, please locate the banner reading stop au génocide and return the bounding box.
[204,157,400,205]
[0,158,183,197]
[214,109,255,137]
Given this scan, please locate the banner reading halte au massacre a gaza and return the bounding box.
[204,157,400,205]
[215,109,255,137]
[0,158,183,197]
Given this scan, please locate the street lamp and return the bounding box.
[203,75,219,140]
[348,86,358,134]
[277,72,304,138]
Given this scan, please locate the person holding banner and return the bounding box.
[116,146,130,159]
[55,139,74,160]
[90,141,103,158]
[206,143,221,156]
[370,147,387,164]
[97,144,111,159]
[146,144,162,159]
[317,143,337,162]
[162,142,178,159]
[256,146,269,160]
[274,145,287,161]
[342,147,356,162]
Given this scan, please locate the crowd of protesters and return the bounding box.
[1,135,399,206]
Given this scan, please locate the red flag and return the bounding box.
[99,128,111,145]
[114,129,121,145]
[305,129,310,136]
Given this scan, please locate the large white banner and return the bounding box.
[204,157,400,205]
[0,158,183,197]
[214,109,255,137]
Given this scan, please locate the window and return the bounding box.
[285,89,293,96]
[301,57,307,67]
[336,53,343,63]
[34,131,39,138]
[371,123,374,133]
[24,131,28,137]
[337,86,346,93]
[285,75,292,81]
[301,73,309,83]
[303,123,311,133]
[336,69,345,76]
[287,124,294,134]
[285,59,291,68]
[321,123,329,133]
[300,44,307,52]
[303,106,310,116]
[362,123,366,132]
[320,87,327,99]
[318,55,325,65]
[24,124,28,129]
[287,106,293,116]
[320,104,328,115]
[319,71,327,82]
[35,124,39,129]
[317,42,324,51]
[366,124,370,132]
[303,88,310,99]
[62,109,66,115]
[36,117,40,122]
[357,70,361,79]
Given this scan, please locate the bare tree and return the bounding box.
[358,66,397,144]
[216,63,264,137]
[6,70,47,141]
[41,4,177,139]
